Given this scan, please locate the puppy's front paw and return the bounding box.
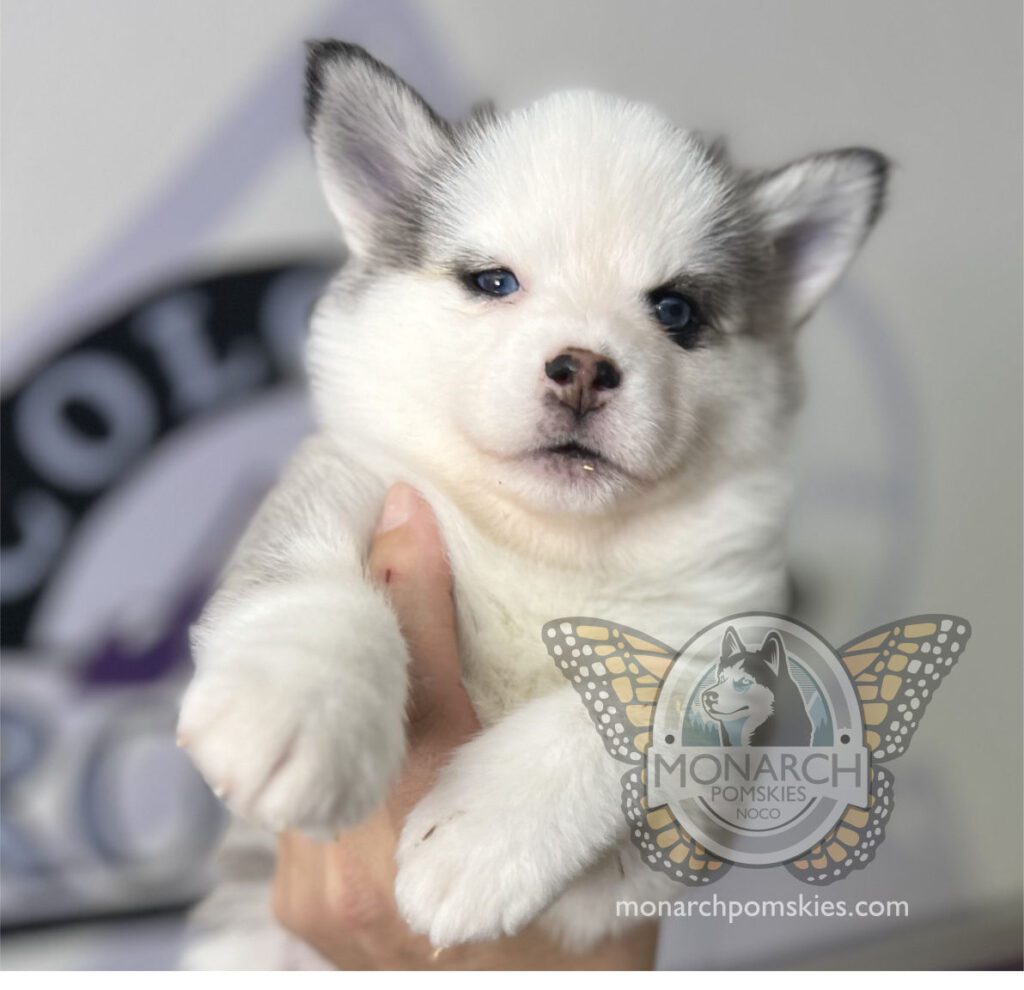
[179,611,407,835]
[395,778,556,947]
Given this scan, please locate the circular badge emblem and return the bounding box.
[648,613,868,865]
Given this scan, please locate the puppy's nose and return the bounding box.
[703,691,718,707]
[544,347,621,415]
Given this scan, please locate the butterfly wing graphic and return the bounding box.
[785,764,894,884]
[543,618,673,765]
[786,614,970,885]
[839,615,971,761]
[621,765,732,885]
[543,617,732,886]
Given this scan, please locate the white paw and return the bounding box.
[179,586,409,835]
[394,777,557,947]
[178,651,402,834]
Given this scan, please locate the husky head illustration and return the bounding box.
[302,41,887,530]
[701,626,814,746]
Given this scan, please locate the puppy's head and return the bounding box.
[304,42,887,517]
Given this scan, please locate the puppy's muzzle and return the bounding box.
[544,347,621,417]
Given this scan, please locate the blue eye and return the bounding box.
[469,268,520,297]
[649,289,702,347]
[651,290,697,329]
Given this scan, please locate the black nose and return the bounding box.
[544,347,621,415]
[704,691,718,706]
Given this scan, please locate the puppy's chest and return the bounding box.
[452,564,589,725]
[449,549,779,726]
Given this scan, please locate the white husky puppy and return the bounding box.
[178,40,887,965]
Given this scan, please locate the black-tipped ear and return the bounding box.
[303,40,451,259]
[721,626,744,659]
[760,631,787,677]
[748,148,888,327]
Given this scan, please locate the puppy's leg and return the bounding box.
[178,435,407,835]
[539,838,687,951]
[394,685,625,947]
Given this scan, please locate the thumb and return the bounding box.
[367,484,478,740]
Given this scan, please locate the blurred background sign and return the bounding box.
[2,261,330,925]
[1,0,468,935]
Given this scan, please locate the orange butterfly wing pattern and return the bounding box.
[544,618,732,886]
[840,615,971,761]
[785,764,894,884]
[621,766,733,886]
[787,614,970,885]
[542,618,674,765]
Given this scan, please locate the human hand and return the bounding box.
[271,483,656,969]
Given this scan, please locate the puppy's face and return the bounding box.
[305,43,886,517]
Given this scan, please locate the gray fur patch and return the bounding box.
[304,40,463,270]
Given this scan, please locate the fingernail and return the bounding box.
[375,483,420,534]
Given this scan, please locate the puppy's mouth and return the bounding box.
[530,439,621,480]
[545,441,604,463]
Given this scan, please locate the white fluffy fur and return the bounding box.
[178,44,885,967]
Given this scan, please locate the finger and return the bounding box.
[273,831,328,939]
[327,806,399,893]
[276,826,395,954]
[368,484,478,736]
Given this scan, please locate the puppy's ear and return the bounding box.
[721,626,745,659]
[759,631,787,678]
[304,40,452,258]
[749,149,888,327]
